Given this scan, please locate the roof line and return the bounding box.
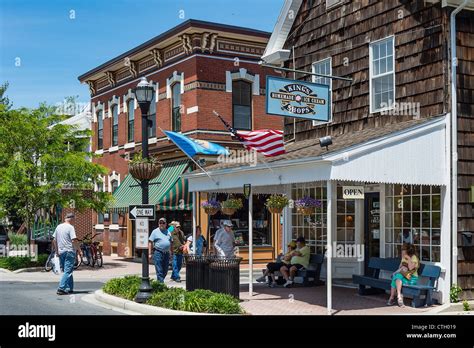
[78,19,271,82]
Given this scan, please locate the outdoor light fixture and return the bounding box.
[132,77,154,304]
[319,136,332,150]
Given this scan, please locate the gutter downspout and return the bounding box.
[450,0,469,287]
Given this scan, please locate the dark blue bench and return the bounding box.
[352,257,441,308]
[264,254,325,287]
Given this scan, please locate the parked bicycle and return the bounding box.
[44,242,81,272]
[78,232,103,268]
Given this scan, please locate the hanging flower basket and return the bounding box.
[201,200,221,215]
[221,207,237,216]
[220,198,243,216]
[128,152,162,181]
[265,194,289,214]
[295,196,321,215]
[129,162,162,181]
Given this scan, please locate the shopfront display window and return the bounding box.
[336,184,356,246]
[209,193,271,247]
[291,183,327,254]
[385,184,441,262]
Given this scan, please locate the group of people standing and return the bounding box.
[148,217,208,283]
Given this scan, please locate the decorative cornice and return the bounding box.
[105,71,116,87]
[86,80,96,95]
[180,34,193,55]
[150,48,163,68]
[128,60,138,78]
[209,33,218,53]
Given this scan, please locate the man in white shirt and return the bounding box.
[214,220,235,257]
[52,213,81,295]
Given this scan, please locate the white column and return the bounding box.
[192,192,197,255]
[440,185,451,304]
[326,180,333,315]
[249,191,253,296]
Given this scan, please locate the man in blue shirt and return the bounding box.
[148,217,173,283]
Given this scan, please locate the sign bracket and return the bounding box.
[261,63,352,82]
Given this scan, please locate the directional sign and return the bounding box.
[129,205,156,220]
[135,218,149,249]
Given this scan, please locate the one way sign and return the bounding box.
[129,205,156,220]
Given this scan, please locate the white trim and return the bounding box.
[90,54,263,100]
[166,71,184,99]
[109,224,120,231]
[186,106,199,114]
[124,142,135,149]
[108,171,121,193]
[225,68,259,95]
[108,95,120,116]
[95,149,104,155]
[312,57,333,126]
[108,146,119,153]
[148,137,157,145]
[94,224,105,230]
[262,0,304,63]
[369,36,396,114]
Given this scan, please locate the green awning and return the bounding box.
[109,159,191,213]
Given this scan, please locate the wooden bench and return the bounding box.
[352,257,441,308]
[263,254,325,287]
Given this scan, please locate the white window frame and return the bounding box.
[326,0,343,10]
[369,36,395,114]
[311,57,332,126]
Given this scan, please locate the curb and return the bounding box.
[13,267,44,273]
[424,300,474,315]
[94,290,215,316]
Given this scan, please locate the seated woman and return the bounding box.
[387,243,419,307]
[280,236,310,288]
[256,241,296,287]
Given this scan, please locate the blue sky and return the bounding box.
[0,0,283,109]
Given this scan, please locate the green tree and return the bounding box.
[0,94,112,237]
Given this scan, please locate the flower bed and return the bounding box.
[102,275,244,314]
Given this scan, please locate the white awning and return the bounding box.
[185,116,448,192]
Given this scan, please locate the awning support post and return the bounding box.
[249,189,253,297]
[326,180,333,315]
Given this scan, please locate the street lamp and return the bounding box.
[133,77,154,303]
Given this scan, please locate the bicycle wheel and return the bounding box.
[44,253,53,272]
[89,253,95,267]
[96,250,103,267]
[74,252,81,269]
[81,249,90,266]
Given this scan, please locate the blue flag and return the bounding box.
[163,130,230,158]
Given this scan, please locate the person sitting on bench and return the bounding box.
[256,241,297,287]
[280,236,310,288]
[387,243,419,307]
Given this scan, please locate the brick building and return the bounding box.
[78,20,283,259]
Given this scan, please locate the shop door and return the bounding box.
[364,192,380,275]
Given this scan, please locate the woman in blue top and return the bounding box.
[186,226,207,256]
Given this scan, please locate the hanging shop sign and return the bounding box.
[243,184,252,199]
[342,186,365,199]
[266,76,330,122]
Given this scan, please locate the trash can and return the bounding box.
[208,256,242,299]
[184,255,210,291]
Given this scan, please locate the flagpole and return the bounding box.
[158,127,219,186]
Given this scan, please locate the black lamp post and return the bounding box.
[133,77,154,303]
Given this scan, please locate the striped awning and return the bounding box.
[109,159,191,213]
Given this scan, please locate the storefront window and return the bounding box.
[385,184,441,262]
[336,184,356,246]
[209,194,271,247]
[291,183,327,254]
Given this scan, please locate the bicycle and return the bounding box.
[44,243,81,271]
[78,232,103,268]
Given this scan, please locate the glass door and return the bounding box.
[364,192,380,275]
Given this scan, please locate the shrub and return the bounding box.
[103,275,142,300]
[0,254,48,271]
[462,300,471,312]
[205,293,243,314]
[450,284,463,303]
[147,287,187,310]
[7,233,27,246]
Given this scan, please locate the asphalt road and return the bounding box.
[0,281,121,315]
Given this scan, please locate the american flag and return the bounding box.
[212,110,285,157]
[235,129,286,157]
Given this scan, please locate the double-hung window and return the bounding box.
[148,93,156,138]
[312,57,332,124]
[232,80,252,130]
[370,36,395,113]
[97,111,103,149]
[111,105,118,146]
[127,99,134,143]
[172,83,181,132]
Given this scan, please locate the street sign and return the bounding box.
[135,218,149,249]
[128,205,156,220]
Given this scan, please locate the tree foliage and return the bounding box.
[0,84,112,232]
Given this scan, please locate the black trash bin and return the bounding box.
[184,255,210,291]
[208,256,242,299]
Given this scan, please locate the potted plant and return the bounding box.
[265,194,289,214]
[294,196,321,215]
[201,199,221,215]
[220,198,243,216]
[128,151,162,181]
